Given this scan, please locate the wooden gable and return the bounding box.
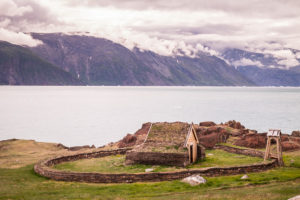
[184,124,199,147]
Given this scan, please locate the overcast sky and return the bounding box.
[1,0,300,67]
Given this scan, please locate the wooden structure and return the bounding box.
[125,122,206,167]
[264,129,284,166]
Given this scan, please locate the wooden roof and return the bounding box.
[267,129,281,137]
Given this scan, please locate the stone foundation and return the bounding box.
[125,151,190,167]
[214,144,265,158]
[34,147,277,184]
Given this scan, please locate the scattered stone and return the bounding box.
[207,153,214,156]
[241,174,249,179]
[288,195,300,200]
[182,175,206,186]
[145,168,154,172]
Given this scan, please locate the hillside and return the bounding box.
[237,66,300,86]
[0,41,82,85]
[222,48,300,86]
[29,33,254,86]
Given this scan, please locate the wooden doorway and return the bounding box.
[189,145,193,163]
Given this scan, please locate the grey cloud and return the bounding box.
[65,0,300,18]
[131,24,242,36]
[1,0,61,32]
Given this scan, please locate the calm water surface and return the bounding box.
[0,86,299,146]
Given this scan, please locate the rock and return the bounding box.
[118,134,137,148]
[118,123,151,148]
[207,153,214,156]
[288,195,300,200]
[241,174,249,179]
[225,120,245,130]
[182,175,206,186]
[292,131,300,137]
[281,141,300,151]
[198,132,224,149]
[145,168,154,172]
[234,133,267,148]
[199,121,216,127]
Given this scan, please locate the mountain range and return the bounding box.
[0,33,300,86]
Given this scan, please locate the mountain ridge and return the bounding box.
[0,41,82,85]
[29,33,254,86]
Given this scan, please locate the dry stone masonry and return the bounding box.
[34,146,278,184]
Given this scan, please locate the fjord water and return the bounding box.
[0,86,299,147]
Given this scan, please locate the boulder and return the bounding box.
[182,175,206,186]
[145,168,154,172]
[199,121,216,127]
[241,174,249,179]
[288,195,300,200]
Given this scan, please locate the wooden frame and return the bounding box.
[264,129,284,166]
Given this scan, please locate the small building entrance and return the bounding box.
[189,145,193,163]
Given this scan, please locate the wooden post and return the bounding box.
[264,129,284,167]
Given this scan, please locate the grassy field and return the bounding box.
[1,139,300,199]
[53,149,263,173]
[1,165,300,199]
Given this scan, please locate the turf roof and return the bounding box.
[136,122,191,153]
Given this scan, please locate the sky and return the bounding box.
[1,0,300,68]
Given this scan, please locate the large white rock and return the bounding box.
[288,195,300,200]
[241,174,249,179]
[145,168,154,172]
[182,175,206,186]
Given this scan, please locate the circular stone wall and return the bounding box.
[34,146,278,183]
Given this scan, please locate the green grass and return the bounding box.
[217,142,250,149]
[1,165,300,199]
[189,149,263,168]
[54,154,181,173]
[283,150,300,168]
[53,150,263,173]
[2,139,300,199]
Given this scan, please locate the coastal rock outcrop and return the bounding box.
[118,123,151,148]
[225,120,245,130]
[234,133,267,149]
